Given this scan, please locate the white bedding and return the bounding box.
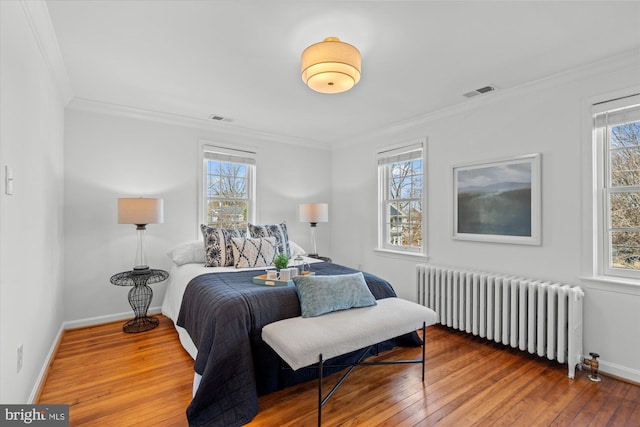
[161,257,323,360]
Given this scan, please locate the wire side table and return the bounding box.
[110,269,169,333]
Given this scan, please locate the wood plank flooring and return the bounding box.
[38,315,640,426]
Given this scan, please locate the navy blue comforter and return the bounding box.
[177,262,418,426]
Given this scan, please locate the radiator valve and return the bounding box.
[583,352,602,382]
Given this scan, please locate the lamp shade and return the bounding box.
[299,203,329,224]
[301,37,361,94]
[118,198,164,226]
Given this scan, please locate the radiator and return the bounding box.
[416,264,584,378]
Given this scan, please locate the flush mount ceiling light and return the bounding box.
[301,37,361,94]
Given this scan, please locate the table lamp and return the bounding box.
[299,203,328,257]
[118,197,164,273]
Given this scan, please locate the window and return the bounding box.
[201,145,256,230]
[377,140,426,255]
[594,94,640,279]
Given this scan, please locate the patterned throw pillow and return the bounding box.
[248,223,290,257]
[200,225,244,267]
[231,237,277,268]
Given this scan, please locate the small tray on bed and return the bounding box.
[253,271,315,287]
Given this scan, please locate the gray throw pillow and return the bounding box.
[293,272,377,318]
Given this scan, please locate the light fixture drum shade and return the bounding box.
[301,37,361,94]
[299,203,329,224]
[118,198,164,226]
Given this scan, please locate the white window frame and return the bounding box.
[593,94,640,280]
[198,144,256,232]
[377,139,427,256]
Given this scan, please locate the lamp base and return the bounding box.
[132,265,150,275]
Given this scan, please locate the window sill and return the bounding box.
[579,275,640,295]
[373,248,429,262]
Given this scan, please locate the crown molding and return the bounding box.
[338,48,640,149]
[17,1,322,150]
[20,0,74,104]
[67,97,331,151]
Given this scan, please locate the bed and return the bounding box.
[162,251,420,426]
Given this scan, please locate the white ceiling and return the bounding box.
[46,1,640,146]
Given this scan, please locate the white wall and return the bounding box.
[63,108,331,323]
[4,1,637,401]
[331,55,640,382]
[0,2,68,403]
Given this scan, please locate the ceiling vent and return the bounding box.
[463,85,496,98]
[208,114,233,123]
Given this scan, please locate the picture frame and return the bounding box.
[452,153,541,245]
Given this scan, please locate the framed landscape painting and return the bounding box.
[452,153,541,245]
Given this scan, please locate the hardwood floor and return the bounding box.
[38,315,640,426]
[38,316,193,426]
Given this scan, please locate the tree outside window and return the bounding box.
[594,95,640,279]
[386,159,423,248]
[378,142,425,255]
[608,120,640,271]
[206,160,249,229]
[201,147,255,230]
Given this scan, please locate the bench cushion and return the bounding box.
[262,297,437,370]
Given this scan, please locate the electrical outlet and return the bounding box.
[5,165,14,195]
[17,344,23,373]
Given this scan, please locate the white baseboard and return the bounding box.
[600,360,640,385]
[63,306,162,330]
[29,324,64,404]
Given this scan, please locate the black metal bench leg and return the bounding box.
[421,322,426,382]
[318,353,323,427]
[314,328,426,426]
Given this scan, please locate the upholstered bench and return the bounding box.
[262,297,437,426]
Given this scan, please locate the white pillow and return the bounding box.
[289,240,307,257]
[167,241,206,266]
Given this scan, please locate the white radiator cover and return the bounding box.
[417,264,584,378]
